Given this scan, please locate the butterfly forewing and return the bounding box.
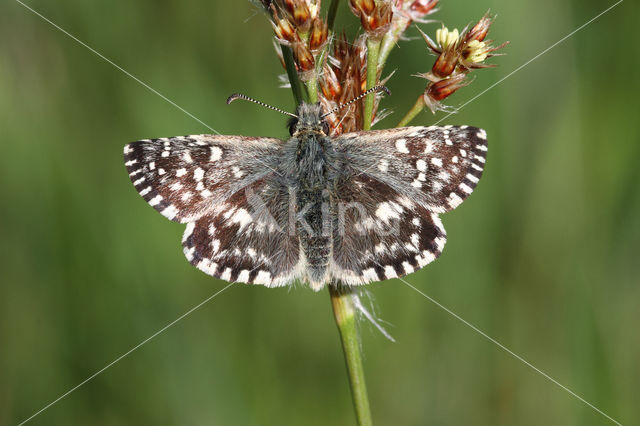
[335,125,487,213]
[124,135,302,285]
[124,135,284,223]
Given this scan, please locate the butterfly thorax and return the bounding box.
[288,103,336,288]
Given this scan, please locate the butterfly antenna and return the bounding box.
[227,93,298,118]
[321,85,391,118]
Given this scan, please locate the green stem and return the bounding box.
[282,45,305,105]
[396,95,426,127]
[378,17,410,70]
[327,0,340,32]
[363,37,381,130]
[306,78,319,103]
[330,285,373,426]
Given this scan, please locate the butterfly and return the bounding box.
[123,86,487,291]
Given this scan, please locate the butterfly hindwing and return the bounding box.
[182,175,302,286]
[330,174,447,285]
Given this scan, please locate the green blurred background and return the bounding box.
[1,0,638,424]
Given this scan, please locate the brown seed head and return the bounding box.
[410,0,438,16]
[320,65,342,100]
[271,9,299,43]
[431,43,459,78]
[423,73,470,112]
[349,0,392,38]
[349,0,375,15]
[284,0,312,31]
[292,41,315,72]
[464,12,493,43]
[309,17,328,51]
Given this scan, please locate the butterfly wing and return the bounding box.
[330,125,487,284]
[124,135,301,286]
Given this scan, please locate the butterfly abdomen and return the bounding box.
[293,133,335,288]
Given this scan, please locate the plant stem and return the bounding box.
[330,285,373,426]
[378,17,410,69]
[282,45,305,105]
[306,77,319,103]
[397,95,426,127]
[327,0,340,31]
[363,37,381,130]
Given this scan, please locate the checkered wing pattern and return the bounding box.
[124,135,300,286]
[331,125,487,284]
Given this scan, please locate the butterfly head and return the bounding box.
[288,102,330,137]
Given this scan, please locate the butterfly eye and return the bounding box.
[288,118,298,136]
[322,121,330,135]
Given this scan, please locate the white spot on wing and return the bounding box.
[362,268,378,281]
[375,202,401,223]
[221,268,232,281]
[447,192,463,208]
[395,139,409,153]
[182,152,193,163]
[182,222,195,242]
[149,195,163,206]
[197,259,217,275]
[176,168,187,177]
[210,146,223,161]
[403,262,415,274]
[460,183,473,194]
[384,266,398,279]
[255,270,272,285]
[431,158,443,167]
[416,159,427,172]
[231,208,253,230]
[232,166,244,178]
[194,167,204,181]
[237,270,250,282]
[184,246,195,261]
[161,205,178,220]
